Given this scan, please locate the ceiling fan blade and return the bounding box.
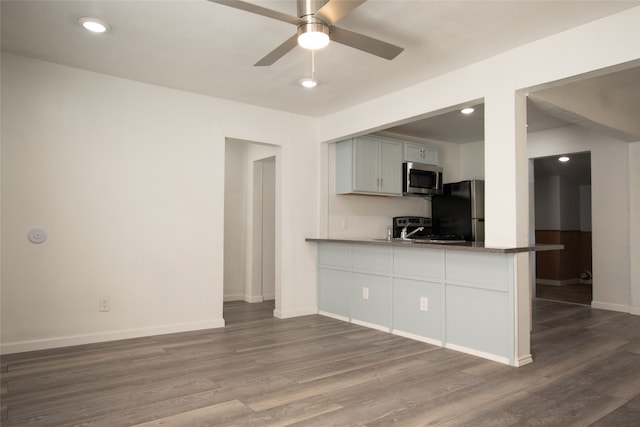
[330,26,403,60]
[315,0,367,25]
[254,34,299,66]
[208,0,301,25]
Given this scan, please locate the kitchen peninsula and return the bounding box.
[306,238,562,366]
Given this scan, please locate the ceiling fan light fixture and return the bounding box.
[297,22,330,50]
[299,77,319,88]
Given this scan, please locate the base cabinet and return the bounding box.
[351,273,392,330]
[393,278,442,344]
[318,269,350,320]
[316,242,518,366]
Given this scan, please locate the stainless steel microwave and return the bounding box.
[402,162,443,196]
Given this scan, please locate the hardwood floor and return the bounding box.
[536,282,593,306]
[2,299,640,426]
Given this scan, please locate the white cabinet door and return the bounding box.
[378,139,402,195]
[353,136,380,193]
[404,142,438,165]
[335,136,402,196]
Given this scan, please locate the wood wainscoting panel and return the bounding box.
[535,230,584,283]
[580,231,592,278]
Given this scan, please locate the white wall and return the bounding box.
[630,142,640,315]
[460,141,485,181]
[534,176,562,230]
[1,54,318,353]
[259,156,276,301]
[532,81,640,141]
[528,125,632,311]
[579,185,592,232]
[223,140,248,301]
[534,175,581,230]
[559,178,581,230]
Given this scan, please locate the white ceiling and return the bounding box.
[2,0,638,119]
[534,152,592,186]
[1,0,639,187]
[384,65,640,144]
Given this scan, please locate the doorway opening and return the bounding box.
[223,139,279,321]
[533,152,592,305]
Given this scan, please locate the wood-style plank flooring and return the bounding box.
[536,282,593,306]
[2,298,640,426]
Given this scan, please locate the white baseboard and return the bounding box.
[591,301,631,313]
[392,329,442,347]
[0,319,225,355]
[224,293,244,302]
[444,342,511,366]
[536,278,581,286]
[263,293,275,301]
[515,354,534,367]
[243,295,264,303]
[350,319,391,333]
[630,306,640,316]
[274,306,317,319]
[318,311,350,323]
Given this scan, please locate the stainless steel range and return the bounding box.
[392,216,466,242]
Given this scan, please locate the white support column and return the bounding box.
[484,90,529,247]
[484,89,532,365]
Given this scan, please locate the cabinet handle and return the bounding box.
[380,178,383,187]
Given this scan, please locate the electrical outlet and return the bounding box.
[99,296,111,312]
[419,297,428,312]
[362,287,369,300]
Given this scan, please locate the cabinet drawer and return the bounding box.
[352,245,392,273]
[318,243,351,268]
[394,247,443,279]
[445,251,512,289]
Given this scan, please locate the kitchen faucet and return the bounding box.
[400,226,424,240]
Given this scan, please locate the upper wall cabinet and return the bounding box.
[404,142,438,165]
[336,136,402,196]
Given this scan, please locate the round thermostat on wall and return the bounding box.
[28,228,47,244]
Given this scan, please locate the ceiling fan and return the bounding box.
[208,0,404,66]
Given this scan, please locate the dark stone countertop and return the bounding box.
[305,238,563,254]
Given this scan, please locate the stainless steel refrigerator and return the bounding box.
[432,180,485,242]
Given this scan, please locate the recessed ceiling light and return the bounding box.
[558,156,570,162]
[79,17,110,33]
[461,107,475,115]
[299,78,319,88]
